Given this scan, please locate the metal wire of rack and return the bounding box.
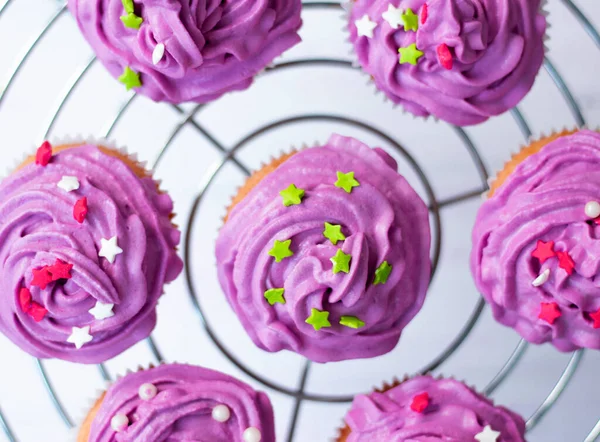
[0,1,598,441]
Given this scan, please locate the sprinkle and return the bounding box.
[556,250,575,275]
[121,13,143,30]
[531,240,555,264]
[585,201,600,219]
[110,413,129,432]
[268,239,293,263]
[401,8,419,31]
[152,43,165,65]
[382,5,403,29]
[323,222,346,245]
[18,288,48,322]
[73,197,88,223]
[398,43,424,65]
[305,308,331,331]
[264,288,286,305]
[89,301,115,320]
[31,267,53,290]
[437,43,453,70]
[35,141,52,166]
[138,383,158,401]
[212,404,231,423]
[67,325,93,349]
[122,0,134,13]
[421,3,428,24]
[539,302,561,325]
[99,236,124,264]
[279,184,305,207]
[355,14,377,38]
[118,66,142,91]
[374,261,392,285]
[19,288,32,312]
[410,392,430,413]
[475,425,501,442]
[335,171,360,193]
[531,269,550,287]
[243,427,262,442]
[589,308,600,329]
[48,259,73,281]
[57,176,80,192]
[330,249,352,274]
[340,316,365,329]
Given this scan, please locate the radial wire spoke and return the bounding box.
[286,361,312,442]
[561,0,600,48]
[102,94,138,138]
[484,339,528,396]
[0,405,16,442]
[36,359,74,428]
[543,58,585,127]
[584,418,600,442]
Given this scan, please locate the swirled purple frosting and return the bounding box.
[215,134,431,363]
[344,376,526,441]
[88,364,275,442]
[348,0,546,126]
[68,0,302,103]
[472,130,600,351]
[0,145,182,363]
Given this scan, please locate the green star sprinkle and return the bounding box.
[279,184,305,207]
[268,239,293,262]
[335,171,360,193]
[118,67,142,90]
[340,316,365,329]
[122,0,134,13]
[306,308,331,331]
[374,261,393,285]
[331,249,352,274]
[121,13,143,30]
[323,222,346,245]
[398,44,424,65]
[401,8,419,31]
[264,288,286,305]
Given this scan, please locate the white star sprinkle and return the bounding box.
[67,326,93,349]
[152,43,165,65]
[89,301,115,320]
[57,176,80,192]
[98,236,123,264]
[475,425,501,442]
[532,268,550,287]
[355,14,377,38]
[382,4,404,29]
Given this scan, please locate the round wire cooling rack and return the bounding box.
[0,0,599,441]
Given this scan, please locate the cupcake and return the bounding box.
[338,376,526,441]
[347,0,547,126]
[67,0,303,104]
[215,134,431,363]
[472,129,600,351]
[77,363,275,442]
[0,141,183,363]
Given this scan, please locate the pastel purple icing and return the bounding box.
[68,0,302,104]
[215,134,431,363]
[472,130,600,351]
[344,376,526,441]
[348,0,546,126]
[88,364,275,442]
[0,145,182,363]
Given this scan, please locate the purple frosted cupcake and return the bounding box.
[68,0,303,103]
[216,134,431,363]
[472,129,600,352]
[0,142,183,363]
[337,376,526,441]
[347,0,547,126]
[77,364,275,442]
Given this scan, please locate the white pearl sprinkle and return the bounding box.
[138,383,158,401]
[212,404,231,423]
[243,427,261,442]
[532,269,550,287]
[152,43,165,65]
[110,413,129,432]
[585,201,600,219]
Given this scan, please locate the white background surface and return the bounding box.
[0,1,599,441]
